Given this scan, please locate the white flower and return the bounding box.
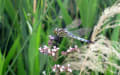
[69,47,72,50]
[42,71,46,75]
[67,64,71,67]
[74,45,78,49]
[67,68,72,72]
[52,68,56,72]
[52,64,57,72]
[43,45,49,49]
[38,47,42,51]
[52,52,55,56]
[57,64,60,68]
[60,66,65,72]
[52,49,57,52]
[54,46,59,50]
[67,49,71,52]
[48,49,51,54]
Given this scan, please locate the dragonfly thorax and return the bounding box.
[54,28,67,37]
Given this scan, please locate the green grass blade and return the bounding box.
[4,37,20,73]
[57,0,72,25]
[16,44,26,75]
[5,0,19,28]
[76,0,98,27]
[0,0,5,17]
[28,25,42,75]
[17,54,26,75]
[0,50,5,75]
[111,15,120,41]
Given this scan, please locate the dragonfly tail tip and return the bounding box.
[88,40,94,44]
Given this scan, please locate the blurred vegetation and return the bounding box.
[0,0,120,75]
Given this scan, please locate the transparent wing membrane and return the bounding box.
[66,19,81,29]
[64,29,91,43]
[54,19,92,43]
[68,28,92,37]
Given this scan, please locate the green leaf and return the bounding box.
[28,24,47,75]
[111,15,120,41]
[4,37,20,73]
[5,0,19,28]
[77,0,98,27]
[57,0,72,25]
[17,45,26,75]
[0,50,5,75]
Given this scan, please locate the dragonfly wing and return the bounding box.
[66,19,81,29]
[66,19,92,37]
[68,28,92,37]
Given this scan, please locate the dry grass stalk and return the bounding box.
[91,2,120,41]
[63,1,120,75]
[63,35,120,74]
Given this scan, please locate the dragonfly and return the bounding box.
[54,19,93,43]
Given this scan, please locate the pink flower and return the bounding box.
[57,64,60,68]
[52,64,72,73]
[61,51,67,55]
[66,64,72,72]
[48,35,55,46]
[51,52,55,56]
[67,68,72,72]
[52,64,57,72]
[39,45,59,57]
[60,66,65,72]
[49,35,55,40]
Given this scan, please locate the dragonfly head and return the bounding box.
[54,28,67,37]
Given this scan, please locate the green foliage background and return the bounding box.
[0,0,119,75]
